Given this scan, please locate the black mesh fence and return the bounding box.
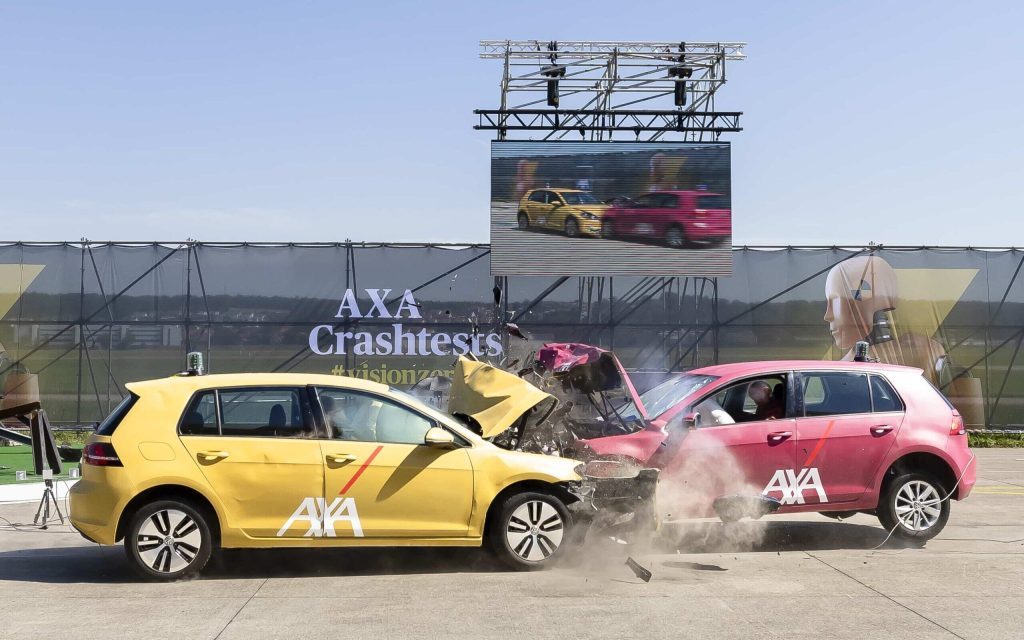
[0,242,1020,428]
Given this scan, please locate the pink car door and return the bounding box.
[657,374,798,516]
[793,371,905,505]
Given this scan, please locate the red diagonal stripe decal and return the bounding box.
[802,420,835,468]
[339,445,383,495]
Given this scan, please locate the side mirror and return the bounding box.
[424,427,456,448]
[683,412,701,430]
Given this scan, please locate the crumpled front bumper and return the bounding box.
[560,466,660,532]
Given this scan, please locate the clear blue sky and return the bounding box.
[1,1,1020,245]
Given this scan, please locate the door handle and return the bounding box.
[197,450,229,460]
[871,425,894,436]
[767,431,793,443]
[326,453,358,463]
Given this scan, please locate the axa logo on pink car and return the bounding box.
[762,468,829,505]
[277,497,365,538]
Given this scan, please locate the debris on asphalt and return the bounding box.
[663,561,726,572]
[625,557,653,582]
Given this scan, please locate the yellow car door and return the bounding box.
[547,191,569,230]
[313,387,474,539]
[530,190,555,229]
[178,386,324,539]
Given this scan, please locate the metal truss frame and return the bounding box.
[478,40,746,141]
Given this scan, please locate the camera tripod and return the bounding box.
[34,477,65,526]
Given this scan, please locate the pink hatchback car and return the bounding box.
[601,190,731,248]
[577,359,976,540]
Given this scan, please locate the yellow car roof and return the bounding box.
[125,372,389,396]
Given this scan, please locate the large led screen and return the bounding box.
[490,141,732,276]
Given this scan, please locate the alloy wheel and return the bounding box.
[136,508,203,574]
[505,500,564,562]
[894,480,942,532]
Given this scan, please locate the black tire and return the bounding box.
[876,472,950,541]
[487,491,572,570]
[517,212,530,230]
[124,499,214,581]
[601,219,616,239]
[564,217,580,238]
[665,225,686,248]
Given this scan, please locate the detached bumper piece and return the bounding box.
[712,494,782,523]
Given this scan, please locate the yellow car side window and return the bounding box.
[316,387,434,445]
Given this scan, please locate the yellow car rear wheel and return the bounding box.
[124,499,213,581]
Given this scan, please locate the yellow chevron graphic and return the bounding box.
[0,264,45,319]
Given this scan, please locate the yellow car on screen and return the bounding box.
[517,188,609,238]
[68,370,600,580]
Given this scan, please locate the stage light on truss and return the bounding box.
[668,65,694,106]
[541,64,566,107]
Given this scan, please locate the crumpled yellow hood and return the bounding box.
[448,357,554,438]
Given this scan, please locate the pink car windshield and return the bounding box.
[620,373,718,420]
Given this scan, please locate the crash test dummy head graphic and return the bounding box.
[823,254,985,426]
[823,255,898,351]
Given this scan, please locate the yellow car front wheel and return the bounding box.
[564,218,580,238]
[488,491,571,570]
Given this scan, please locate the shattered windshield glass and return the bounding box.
[621,374,718,419]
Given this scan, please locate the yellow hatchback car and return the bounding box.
[517,188,609,237]
[69,372,598,580]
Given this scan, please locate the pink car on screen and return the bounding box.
[601,190,731,248]
[554,347,974,540]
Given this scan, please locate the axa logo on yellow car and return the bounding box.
[277,443,383,538]
[278,497,364,537]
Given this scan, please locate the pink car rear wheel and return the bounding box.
[877,471,950,541]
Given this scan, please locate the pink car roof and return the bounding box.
[690,360,923,378]
[650,190,722,197]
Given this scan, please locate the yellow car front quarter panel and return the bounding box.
[465,445,582,538]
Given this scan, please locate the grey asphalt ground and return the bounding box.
[1,448,1021,640]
